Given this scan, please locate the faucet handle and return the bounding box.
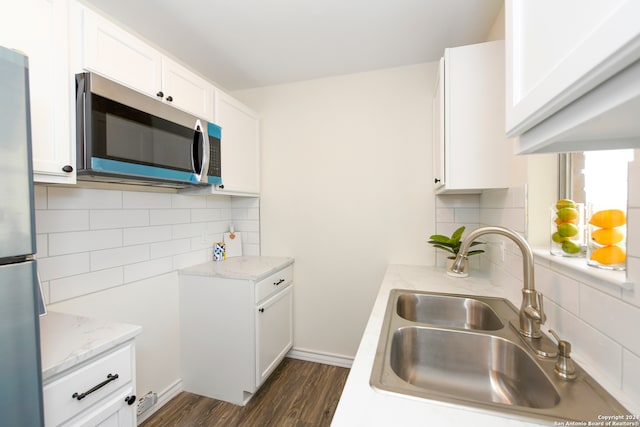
[537,291,547,324]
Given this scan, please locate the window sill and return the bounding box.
[532,248,632,290]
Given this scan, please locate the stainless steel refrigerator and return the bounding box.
[0,45,45,426]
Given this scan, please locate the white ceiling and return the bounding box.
[82,0,503,91]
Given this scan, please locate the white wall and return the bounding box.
[36,184,260,400]
[234,63,436,358]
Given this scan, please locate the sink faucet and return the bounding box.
[450,226,547,339]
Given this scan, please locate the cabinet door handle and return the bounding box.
[258,308,264,313]
[156,91,164,98]
[124,395,137,406]
[62,165,73,173]
[273,279,285,286]
[72,373,119,401]
[434,178,441,184]
[166,95,173,102]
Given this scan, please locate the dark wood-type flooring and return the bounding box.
[140,358,350,427]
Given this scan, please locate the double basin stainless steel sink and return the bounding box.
[370,289,630,423]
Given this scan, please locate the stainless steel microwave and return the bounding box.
[75,72,221,188]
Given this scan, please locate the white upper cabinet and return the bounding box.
[506,0,640,154]
[80,5,162,99]
[214,89,260,195]
[433,40,510,194]
[162,57,214,122]
[79,5,214,121]
[1,0,76,184]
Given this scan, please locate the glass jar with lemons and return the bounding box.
[550,199,585,257]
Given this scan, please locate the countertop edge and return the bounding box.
[178,256,294,281]
[40,311,142,381]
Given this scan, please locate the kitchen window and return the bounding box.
[559,149,634,213]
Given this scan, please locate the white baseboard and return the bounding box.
[286,348,353,368]
[136,379,183,425]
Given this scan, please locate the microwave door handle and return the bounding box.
[192,120,209,183]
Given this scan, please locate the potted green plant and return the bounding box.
[428,226,484,275]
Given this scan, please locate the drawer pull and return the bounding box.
[72,373,119,401]
[273,279,285,286]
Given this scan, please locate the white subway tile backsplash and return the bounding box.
[172,223,205,239]
[91,245,150,271]
[623,257,640,307]
[150,209,190,226]
[122,191,171,209]
[171,194,207,209]
[454,208,480,224]
[36,234,48,257]
[33,185,47,209]
[554,305,623,389]
[436,194,480,208]
[480,208,526,233]
[623,350,640,403]
[90,210,149,230]
[48,187,122,209]
[38,253,90,281]
[191,208,226,223]
[173,250,209,269]
[231,197,259,209]
[123,225,172,245]
[123,257,173,283]
[206,195,232,208]
[247,208,260,221]
[50,267,123,303]
[243,244,260,257]
[535,264,580,316]
[246,232,260,245]
[36,210,89,233]
[435,208,455,223]
[149,238,191,258]
[36,187,260,318]
[49,229,123,256]
[580,285,640,356]
[232,220,260,233]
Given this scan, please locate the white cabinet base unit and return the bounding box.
[179,257,294,406]
[39,312,142,427]
[433,40,510,194]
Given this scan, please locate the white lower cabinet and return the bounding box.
[256,286,293,386]
[179,263,293,405]
[43,342,137,427]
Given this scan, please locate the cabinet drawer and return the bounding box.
[255,265,293,303]
[43,344,133,426]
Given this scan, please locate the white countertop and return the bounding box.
[39,311,142,381]
[332,264,554,427]
[178,256,294,281]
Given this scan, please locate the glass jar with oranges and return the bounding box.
[587,206,626,270]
